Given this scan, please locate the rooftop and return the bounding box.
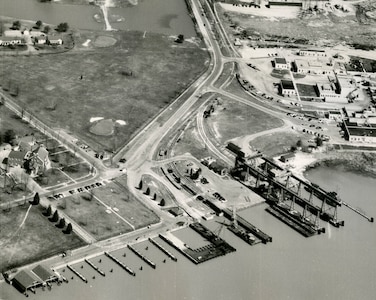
[347,127,376,137]
[281,80,295,90]
[32,265,56,282]
[275,57,287,64]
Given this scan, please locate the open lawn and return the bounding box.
[55,193,134,240]
[0,30,209,152]
[0,204,85,272]
[173,123,212,160]
[0,105,44,141]
[95,175,160,229]
[205,96,283,144]
[249,131,308,157]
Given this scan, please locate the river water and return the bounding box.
[1,166,375,300]
[1,0,196,36]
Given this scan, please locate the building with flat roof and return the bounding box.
[299,48,327,57]
[274,57,289,70]
[336,75,357,99]
[294,59,333,75]
[316,82,342,102]
[280,80,296,96]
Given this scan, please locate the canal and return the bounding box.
[1,166,375,299]
[1,0,197,36]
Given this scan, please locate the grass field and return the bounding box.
[53,175,160,240]
[205,96,283,144]
[173,123,212,160]
[249,131,309,157]
[55,193,134,240]
[0,105,43,141]
[0,30,209,152]
[0,204,85,272]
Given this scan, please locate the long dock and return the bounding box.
[159,233,199,264]
[342,201,374,222]
[266,205,317,237]
[148,238,178,261]
[104,252,136,276]
[84,259,106,276]
[127,245,156,269]
[67,265,88,283]
[222,208,272,243]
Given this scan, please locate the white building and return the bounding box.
[294,59,333,75]
[299,49,327,57]
[280,80,296,96]
[274,57,289,70]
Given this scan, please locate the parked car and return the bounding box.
[69,190,76,194]
[77,187,84,192]
[96,182,103,187]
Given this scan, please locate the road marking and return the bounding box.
[92,194,135,230]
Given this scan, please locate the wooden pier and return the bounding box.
[104,252,136,276]
[148,238,178,261]
[84,259,106,276]
[67,265,88,283]
[127,245,156,269]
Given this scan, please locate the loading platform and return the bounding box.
[234,156,345,235]
[266,205,319,237]
[222,208,272,244]
[159,223,236,265]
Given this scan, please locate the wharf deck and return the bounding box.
[266,205,317,237]
[222,208,272,243]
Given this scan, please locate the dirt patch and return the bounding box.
[206,96,283,144]
[94,35,117,47]
[89,118,115,136]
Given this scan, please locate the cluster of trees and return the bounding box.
[175,34,184,44]
[0,129,16,145]
[56,22,69,33]
[43,204,73,234]
[11,20,21,30]
[138,180,165,206]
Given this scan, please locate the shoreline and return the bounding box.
[286,146,376,179]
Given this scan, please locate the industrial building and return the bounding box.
[280,80,296,96]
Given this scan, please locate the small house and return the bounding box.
[280,153,295,163]
[47,35,63,45]
[7,150,28,167]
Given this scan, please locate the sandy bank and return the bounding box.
[285,148,376,178]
